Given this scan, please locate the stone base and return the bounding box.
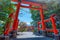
[10,30,17,38]
[42,30,47,36]
[0,36,9,40]
[38,30,42,35]
[59,35,60,40]
[38,31,40,34]
[54,34,59,40]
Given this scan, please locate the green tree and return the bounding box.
[0,0,15,34]
[18,22,27,32]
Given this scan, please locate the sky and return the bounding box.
[18,8,33,25]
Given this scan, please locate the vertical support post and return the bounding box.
[40,5,46,31]
[15,19,19,31]
[38,23,40,31]
[39,5,46,36]
[12,2,20,31]
[50,17,58,35]
[38,22,41,34]
[11,2,21,38]
[4,13,13,36]
[50,16,59,40]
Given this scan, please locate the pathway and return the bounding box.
[12,32,52,40]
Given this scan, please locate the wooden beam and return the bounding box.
[22,1,41,7]
[38,19,50,24]
[21,5,39,10]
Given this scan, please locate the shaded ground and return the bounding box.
[13,37,51,40]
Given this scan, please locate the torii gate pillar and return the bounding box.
[39,5,47,36]
[11,1,21,38]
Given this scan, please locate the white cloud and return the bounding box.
[26,22,31,26]
[27,22,30,25]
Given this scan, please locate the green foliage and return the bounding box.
[30,10,40,26]
[31,10,40,21]
[0,0,15,34]
[0,27,4,34]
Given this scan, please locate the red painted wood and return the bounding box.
[38,24,40,31]
[12,0,18,2]
[14,19,19,30]
[4,28,10,35]
[12,2,21,30]
[50,17,58,35]
[4,13,14,35]
[37,19,49,31]
[39,6,46,30]
[21,5,39,10]
[46,29,53,32]
[22,1,41,6]
[11,0,41,6]
[38,19,50,24]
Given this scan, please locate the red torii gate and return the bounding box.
[38,14,58,35]
[4,0,44,35]
[4,0,59,39]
